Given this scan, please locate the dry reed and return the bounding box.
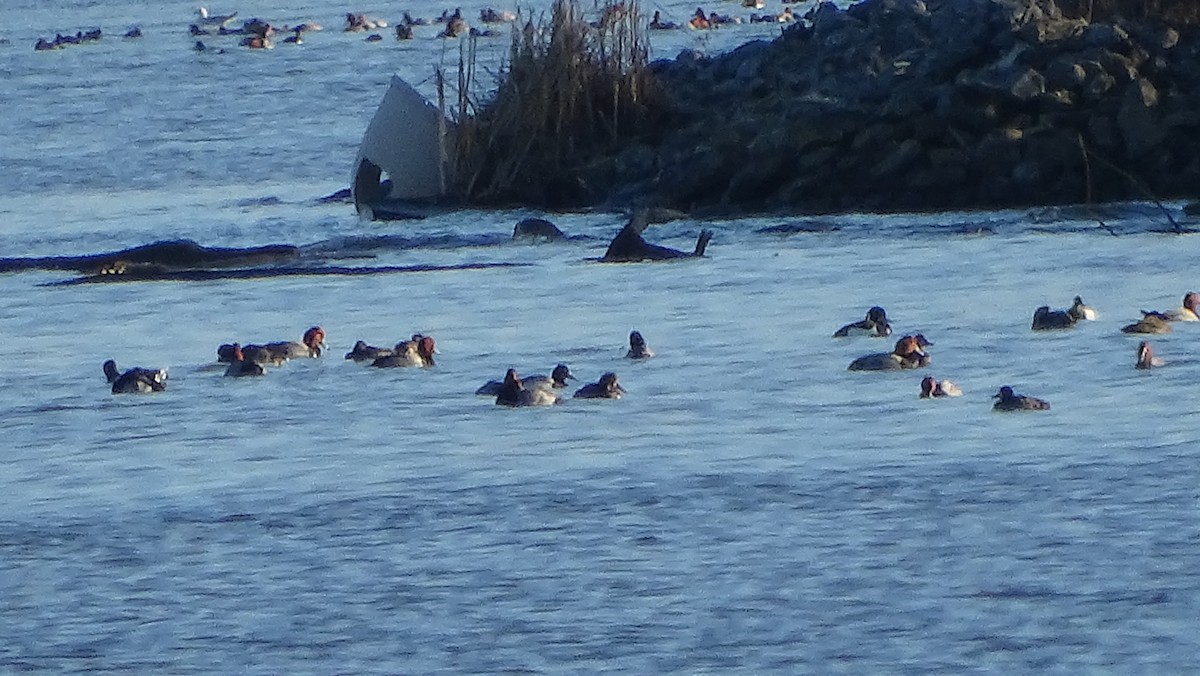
[444,0,664,205]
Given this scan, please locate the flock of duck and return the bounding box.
[30,1,805,53]
[104,327,649,407]
[828,291,1197,411]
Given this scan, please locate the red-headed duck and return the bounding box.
[573,372,625,399]
[224,345,266,377]
[495,369,560,407]
[626,330,654,359]
[265,326,325,360]
[992,386,1050,411]
[688,8,711,29]
[919,376,961,398]
[1164,292,1200,321]
[1068,296,1097,321]
[103,360,167,394]
[1136,341,1163,369]
[1031,305,1077,330]
[477,363,573,395]
[833,306,891,337]
[848,335,930,371]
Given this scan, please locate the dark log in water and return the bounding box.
[42,261,531,286]
[0,240,300,274]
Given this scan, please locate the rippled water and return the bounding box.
[3,1,1200,673]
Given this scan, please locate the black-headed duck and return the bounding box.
[477,363,573,395]
[919,376,961,398]
[992,386,1050,411]
[626,330,654,359]
[1031,305,1077,331]
[1068,296,1097,321]
[495,369,559,407]
[833,306,891,338]
[573,372,625,399]
[103,360,167,394]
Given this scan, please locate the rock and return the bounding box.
[1045,59,1086,89]
[871,138,923,178]
[1117,77,1164,155]
[1082,23,1130,49]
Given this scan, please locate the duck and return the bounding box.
[402,12,429,26]
[919,376,961,398]
[394,24,413,39]
[833,306,891,337]
[345,340,393,362]
[495,369,560,407]
[196,6,239,28]
[649,10,679,29]
[1031,305,1077,330]
[264,326,325,360]
[626,330,654,359]
[440,8,468,37]
[1158,291,1200,321]
[1122,314,1172,334]
[992,386,1050,411]
[479,8,517,22]
[688,8,711,29]
[1135,341,1164,369]
[282,27,303,44]
[848,335,930,371]
[573,372,625,399]
[1067,296,1097,321]
[476,363,573,395]
[224,345,266,377]
[103,360,167,394]
[370,341,422,367]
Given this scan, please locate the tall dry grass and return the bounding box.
[444,0,664,205]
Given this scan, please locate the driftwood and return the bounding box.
[0,239,299,274]
[601,209,712,262]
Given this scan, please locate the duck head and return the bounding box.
[103,360,120,383]
[994,386,1015,401]
[551,363,574,386]
[920,376,936,398]
[892,336,920,357]
[1136,341,1155,369]
[629,330,647,351]
[1185,292,1199,312]
[303,326,325,355]
[414,335,436,365]
[599,372,625,396]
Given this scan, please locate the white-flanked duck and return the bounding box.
[919,376,961,398]
[848,335,930,371]
[573,372,625,399]
[1136,341,1164,369]
[833,306,891,337]
[992,386,1050,411]
[477,364,573,395]
[224,345,266,378]
[1068,296,1097,321]
[495,369,559,407]
[1031,305,1077,330]
[626,330,654,359]
[103,360,167,394]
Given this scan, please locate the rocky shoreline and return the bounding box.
[559,0,1200,215]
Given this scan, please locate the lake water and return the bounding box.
[3,1,1200,673]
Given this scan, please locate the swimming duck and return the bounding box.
[394,24,413,39]
[197,6,239,28]
[103,360,167,394]
[345,340,394,362]
[264,326,325,360]
[649,10,679,29]
[992,386,1050,411]
[919,376,961,398]
[1136,341,1164,369]
[1122,314,1172,334]
[833,306,891,337]
[1067,296,1097,321]
[688,8,711,29]
[1031,305,1077,330]
[848,335,930,371]
[370,340,423,367]
[224,345,266,377]
[476,363,573,395]
[1162,291,1200,321]
[495,369,560,407]
[282,27,303,43]
[573,372,625,399]
[441,9,468,37]
[626,330,654,359]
